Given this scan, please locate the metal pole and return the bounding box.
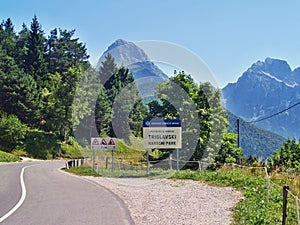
[90,116,94,171]
[169,151,173,170]
[237,119,240,148]
[176,148,179,171]
[92,148,95,171]
[146,149,149,175]
[112,150,114,170]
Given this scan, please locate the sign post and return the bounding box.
[169,151,173,170]
[112,149,114,170]
[91,137,116,170]
[176,148,179,171]
[143,119,182,173]
[146,149,149,174]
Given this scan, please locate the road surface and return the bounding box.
[0,161,134,225]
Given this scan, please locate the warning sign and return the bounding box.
[92,138,100,145]
[91,137,116,150]
[101,138,107,145]
[108,138,115,145]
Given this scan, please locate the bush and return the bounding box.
[25,129,59,159]
[0,150,19,162]
[60,137,83,159]
[0,114,27,152]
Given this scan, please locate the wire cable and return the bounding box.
[250,101,300,123]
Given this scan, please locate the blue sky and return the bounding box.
[1,0,300,87]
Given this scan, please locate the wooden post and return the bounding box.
[105,157,108,169]
[282,185,289,225]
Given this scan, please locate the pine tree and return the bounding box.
[15,23,29,69]
[0,18,16,58]
[0,50,40,125]
[95,85,111,136]
[25,15,47,86]
[99,53,117,88]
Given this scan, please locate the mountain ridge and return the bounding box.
[222,57,300,138]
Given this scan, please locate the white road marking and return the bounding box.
[0,164,36,223]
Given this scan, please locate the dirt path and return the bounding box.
[86,177,243,225]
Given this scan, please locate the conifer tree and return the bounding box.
[25,15,47,86]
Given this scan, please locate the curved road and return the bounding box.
[0,161,134,225]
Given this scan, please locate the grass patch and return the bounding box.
[65,164,174,179]
[172,168,298,224]
[65,164,100,176]
[0,150,19,162]
[97,168,174,178]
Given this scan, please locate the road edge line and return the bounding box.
[0,164,36,223]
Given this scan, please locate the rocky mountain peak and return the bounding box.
[248,57,292,84]
[96,39,150,71]
[95,39,168,100]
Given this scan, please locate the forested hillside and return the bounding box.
[227,112,285,159]
[0,16,90,158]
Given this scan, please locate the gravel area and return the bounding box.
[85,177,243,225]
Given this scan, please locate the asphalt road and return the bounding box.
[0,161,134,225]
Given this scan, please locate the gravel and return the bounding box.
[85,176,243,225]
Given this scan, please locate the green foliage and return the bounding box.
[66,164,100,176]
[268,137,300,172]
[24,129,59,159]
[0,113,27,152]
[0,16,91,158]
[60,137,82,159]
[172,168,298,224]
[0,51,40,125]
[148,71,230,166]
[25,15,47,85]
[0,150,19,162]
[215,132,242,164]
[95,55,146,142]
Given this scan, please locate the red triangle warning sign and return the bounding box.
[101,138,107,145]
[108,138,115,145]
[92,138,100,145]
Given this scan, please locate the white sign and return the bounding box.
[91,137,116,150]
[143,120,182,149]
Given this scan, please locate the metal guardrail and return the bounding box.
[65,158,87,169]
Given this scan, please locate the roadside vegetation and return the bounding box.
[173,168,298,224]
[0,150,19,162]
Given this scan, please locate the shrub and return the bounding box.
[25,129,59,159]
[60,137,82,159]
[0,150,19,162]
[0,114,27,152]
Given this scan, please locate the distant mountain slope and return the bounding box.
[228,112,285,159]
[223,57,300,138]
